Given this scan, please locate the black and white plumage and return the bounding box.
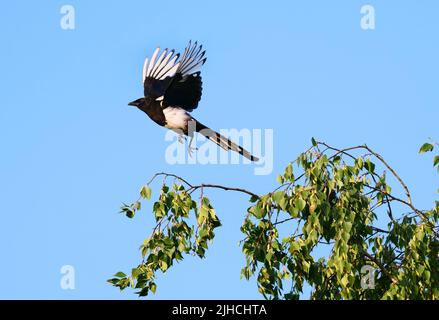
[128,41,258,161]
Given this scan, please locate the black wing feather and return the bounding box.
[162,73,203,111]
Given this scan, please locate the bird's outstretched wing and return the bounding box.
[163,41,206,112]
[142,47,181,99]
[142,41,207,112]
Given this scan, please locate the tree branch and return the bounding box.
[317,142,411,202]
[147,172,259,199]
[316,141,435,229]
[189,184,259,199]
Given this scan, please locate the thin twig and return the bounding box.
[148,172,259,199]
[147,172,193,187]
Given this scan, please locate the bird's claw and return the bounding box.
[178,135,187,144]
[187,146,198,158]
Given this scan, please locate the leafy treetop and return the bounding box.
[109,139,439,299]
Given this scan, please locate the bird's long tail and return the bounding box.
[194,120,259,162]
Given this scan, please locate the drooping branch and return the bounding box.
[317,141,413,205]
[147,172,193,187]
[362,144,413,205]
[146,172,260,199]
[315,141,436,229]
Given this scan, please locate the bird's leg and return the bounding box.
[177,134,186,144]
[187,135,198,158]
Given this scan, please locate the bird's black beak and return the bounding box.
[128,98,145,107]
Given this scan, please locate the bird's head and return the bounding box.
[128,97,146,108]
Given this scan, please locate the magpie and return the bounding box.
[128,41,259,162]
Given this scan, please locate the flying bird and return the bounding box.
[128,41,259,161]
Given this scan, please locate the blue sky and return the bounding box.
[0,1,438,299]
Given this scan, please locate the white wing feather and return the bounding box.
[150,49,168,78]
[141,42,206,84]
[177,41,206,77]
[146,47,160,78]
[142,57,148,83]
[157,55,180,80]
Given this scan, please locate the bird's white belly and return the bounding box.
[163,107,191,131]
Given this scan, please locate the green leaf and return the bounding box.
[201,197,212,209]
[277,174,285,184]
[424,270,431,282]
[208,207,217,220]
[132,201,141,211]
[159,260,168,272]
[302,260,310,273]
[311,137,317,147]
[132,268,142,278]
[161,185,169,194]
[272,191,284,204]
[153,202,165,220]
[126,210,135,218]
[285,163,293,180]
[253,204,266,219]
[355,157,363,169]
[434,156,439,167]
[107,278,119,285]
[140,185,152,200]
[340,275,349,288]
[114,272,126,278]
[364,159,375,173]
[295,198,306,211]
[250,195,259,203]
[289,241,301,253]
[419,143,433,154]
[198,205,209,224]
[138,287,149,297]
